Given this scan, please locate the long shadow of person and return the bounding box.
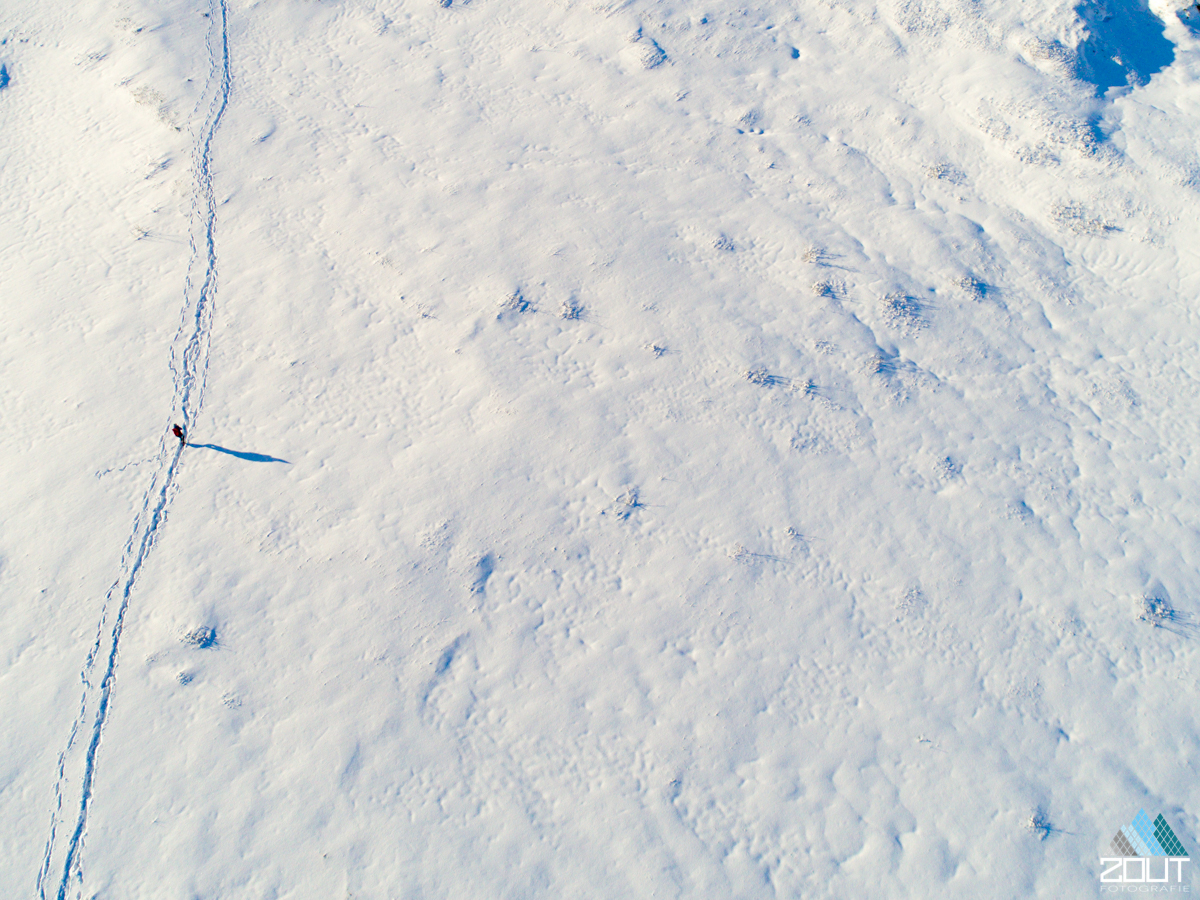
[189,443,290,464]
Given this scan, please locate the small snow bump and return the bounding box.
[182,626,218,649]
[1049,202,1117,236]
[746,367,786,387]
[922,161,965,184]
[879,292,925,333]
[1025,808,1054,841]
[954,275,988,300]
[497,289,531,318]
[606,487,642,521]
[639,40,667,69]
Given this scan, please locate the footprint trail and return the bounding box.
[37,2,231,898]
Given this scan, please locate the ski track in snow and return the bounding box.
[36,2,231,897]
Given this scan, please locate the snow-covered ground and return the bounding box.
[2,0,1200,895]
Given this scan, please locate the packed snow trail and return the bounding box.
[37,2,231,897]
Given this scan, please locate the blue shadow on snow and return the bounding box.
[190,443,290,464]
[1075,0,1174,96]
[1179,4,1200,37]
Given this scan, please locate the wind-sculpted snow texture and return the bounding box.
[2,0,1200,897]
[34,2,230,897]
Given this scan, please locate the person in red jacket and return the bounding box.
[172,424,186,445]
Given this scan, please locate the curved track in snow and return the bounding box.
[37,3,231,897]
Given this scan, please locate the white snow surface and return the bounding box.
[2,0,1200,896]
